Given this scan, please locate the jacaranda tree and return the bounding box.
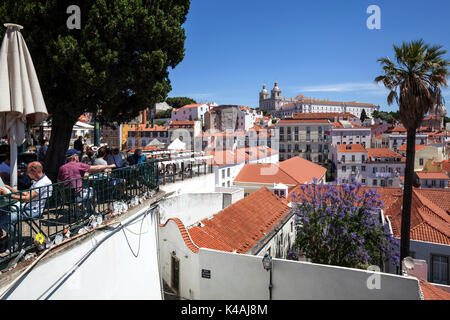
[291,180,400,269]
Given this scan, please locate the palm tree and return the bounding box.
[376,40,450,271]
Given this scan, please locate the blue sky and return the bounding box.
[168,0,450,112]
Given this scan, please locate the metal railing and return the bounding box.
[158,161,213,185]
[0,160,159,269]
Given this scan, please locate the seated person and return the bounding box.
[93,147,108,166]
[127,149,146,165]
[0,162,52,239]
[57,149,115,210]
[106,148,124,168]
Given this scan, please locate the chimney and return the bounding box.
[402,258,428,281]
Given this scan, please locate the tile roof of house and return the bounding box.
[397,144,430,152]
[179,103,205,109]
[169,121,195,126]
[415,171,449,180]
[440,159,450,174]
[160,218,199,253]
[187,187,291,253]
[277,119,331,124]
[420,280,450,300]
[234,156,326,185]
[337,144,367,153]
[385,188,450,245]
[292,112,358,120]
[278,156,327,184]
[234,163,299,185]
[367,148,403,160]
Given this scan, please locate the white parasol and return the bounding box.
[0,24,48,187]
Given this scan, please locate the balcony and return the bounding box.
[375,172,399,178]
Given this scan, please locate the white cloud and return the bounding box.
[292,82,389,95]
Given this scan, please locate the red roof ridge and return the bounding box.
[160,218,199,253]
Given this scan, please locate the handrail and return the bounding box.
[0,160,159,269]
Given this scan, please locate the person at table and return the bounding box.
[0,162,53,240]
[93,146,108,166]
[74,136,84,154]
[37,139,47,163]
[106,148,124,168]
[57,149,115,189]
[0,154,10,184]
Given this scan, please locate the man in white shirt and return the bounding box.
[0,162,52,238]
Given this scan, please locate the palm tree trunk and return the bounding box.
[400,127,416,272]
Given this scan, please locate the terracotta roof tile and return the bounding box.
[397,144,429,152]
[420,280,450,300]
[278,156,327,184]
[367,148,403,160]
[160,218,199,253]
[337,144,367,153]
[415,171,449,180]
[188,187,291,253]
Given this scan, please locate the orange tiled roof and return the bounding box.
[415,171,449,180]
[441,159,450,173]
[385,189,450,245]
[292,112,357,120]
[338,144,367,153]
[420,280,450,300]
[333,121,343,128]
[128,124,168,132]
[397,144,429,152]
[188,187,291,253]
[169,121,195,126]
[234,163,299,185]
[235,157,325,185]
[278,156,327,184]
[278,119,331,124]
[367,148,403,159]
[160,218,199,253]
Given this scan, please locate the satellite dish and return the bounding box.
[403,256,415,270]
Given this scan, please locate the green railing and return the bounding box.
[0,160,159,270]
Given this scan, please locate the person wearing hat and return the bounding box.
[57,149,116,190]
[74,136,84,154]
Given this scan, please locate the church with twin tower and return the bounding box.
[259,82,379,119]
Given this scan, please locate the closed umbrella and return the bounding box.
[0,24,48,187]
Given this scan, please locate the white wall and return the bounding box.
[0,206,161,300]
[159,219,200,300]
[196,249,422,300]
[159,193,226,227]
[160,173,216,195]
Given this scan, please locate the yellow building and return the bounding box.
[397,144,445,171]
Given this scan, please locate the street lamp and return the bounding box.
[262,253,273,300]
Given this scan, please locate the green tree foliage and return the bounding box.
[166,97,197,109]
[372,110,399,123]
[154,109,172,119]
[0,0,190,180]
[359,109,368,122]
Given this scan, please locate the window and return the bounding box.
[361,166,366,172]
[373,167,378,174]
[352,166,356,172]
[362,179,366,184]
[352,155,355,162]
[222,169,225,179]
[362,155,365,162]
[342,166,346,172]
[419,158,424,166]
[381,180,386,187]
[373,179,378,186]
[227,181,230,187]
[432,255,449,285]
[388,180,393,186]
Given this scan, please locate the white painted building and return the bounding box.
[331,120,371,148]
[171,103,210,125]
